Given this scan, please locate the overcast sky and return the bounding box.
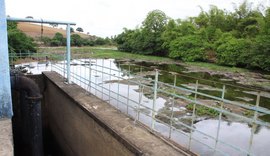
[6,0,270,38]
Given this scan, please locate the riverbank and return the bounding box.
[35,46,269,90]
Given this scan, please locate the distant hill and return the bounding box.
[17,22,95,39]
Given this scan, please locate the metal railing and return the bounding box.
[50,58,270,156]
[11,53,270,156]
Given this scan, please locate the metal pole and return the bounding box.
[0,0,13,118]
[151,69,159,130]
[169,74,177,139]
[63,54,66,78]
[80,61,82,86]
[117,63,120,109]
[109,60,112,103]
[102,59,104,100]
[188,80,199,149]
[89,58,92,93]
[214,85,226,152]
[66,24,71,83]
[127,64,131,114]
[84,59,87,89]
[95,59,98,96]
[248,92,260,155]
[7,17,76,26]
[135,66,143,123]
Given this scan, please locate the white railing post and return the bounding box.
[248,91,260,155]
[188,80,199,149]
[151,69,159,130]
[169,74,177,138]
[66,24,71,83]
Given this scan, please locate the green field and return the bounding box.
[38,46,250,73]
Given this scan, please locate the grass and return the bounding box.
[186,103,219,117]
[18,22,90,38]
[38,47,251,73]
[186,62,249,73]
[38,46,175,62]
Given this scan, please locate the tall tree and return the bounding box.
[50,32,65,46]
[76,27,84,33]
[141,10,168,55]
[7,22,37,55]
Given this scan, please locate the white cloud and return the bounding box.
[5,0,269,37]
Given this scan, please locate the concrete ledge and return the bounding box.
[0,118,14,156]
[43,71,192,156]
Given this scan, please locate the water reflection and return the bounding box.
[15,58,270,156]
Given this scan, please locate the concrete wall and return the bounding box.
[42,72,191,156]
[0,119,13,156]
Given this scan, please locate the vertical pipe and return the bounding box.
[27,97,44,156]
[89,58,92,93]
[214,85,226,152]
[151,69,158,130]
[0,0,13,118]
[109,60,112,103]
[169,74,177,139]
[188,80,198,149]
[66,24,71,83]
[101,59,104,100]
[79,59,83,86]
[248,92,260,155]
[95,59,98,96]
[63,54,66,78]
[117,63,120,109]
[135,66,143,123]
[127,64,130,114]
[84,59,87,89]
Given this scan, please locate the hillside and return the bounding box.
[17,22,93,39]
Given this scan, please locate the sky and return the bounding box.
[5,0,270,38]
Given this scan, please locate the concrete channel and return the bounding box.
[10,72,194,156]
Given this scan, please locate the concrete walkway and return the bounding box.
[0,118,13,156]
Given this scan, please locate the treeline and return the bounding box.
[115,1,270,71]
[7,22,37,56]
[40,33,113,47]
[7,22,113,56]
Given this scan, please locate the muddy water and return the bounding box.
[16,59,270,156]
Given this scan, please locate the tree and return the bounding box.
[25,16,33,19]
[71,34,83,46]
[248,35,270,70]
[114,1,270,71]
[76,27,84,33]
[7,22,37,55]
[141,10,169,55]
[168,35,206,61]
[95,37,106,45]
[51,32,65,46]
[215,33,251,66]
[70,27,74,33]
[50,23,58,28]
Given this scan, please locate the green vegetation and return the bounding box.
[7,21,37,58]
[243,110,254,117]
[114,1,270,71]
[185,62,249,73]
[38,46,252,73]
[38,47,175,62]
[39,32,112,47]
[186,103,219,117]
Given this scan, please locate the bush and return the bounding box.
[215,33,251,66]
[168,35,206,61]
[7,22,37,55]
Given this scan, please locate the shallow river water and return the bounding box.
[15,59,270,156]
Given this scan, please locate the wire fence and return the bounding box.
[11,52,270,156]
